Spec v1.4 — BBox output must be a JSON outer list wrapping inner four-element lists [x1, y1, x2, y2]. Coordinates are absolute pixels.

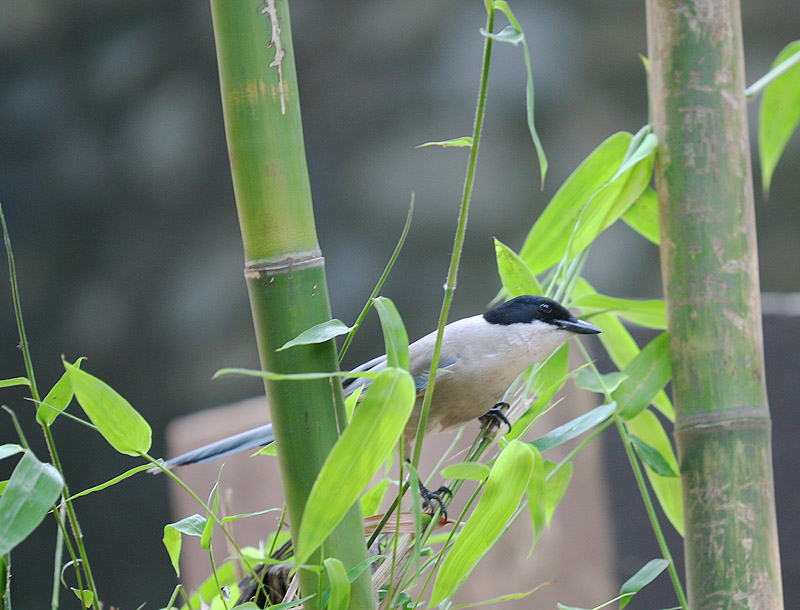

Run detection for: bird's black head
[[483, 295, 601, 334]]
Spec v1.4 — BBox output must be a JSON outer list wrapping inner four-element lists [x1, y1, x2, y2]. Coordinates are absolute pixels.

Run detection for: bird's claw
[[419, 482, 452, 520], [479, 401, 512, 434]]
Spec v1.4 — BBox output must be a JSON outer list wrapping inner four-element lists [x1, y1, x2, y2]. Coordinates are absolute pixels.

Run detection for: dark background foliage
[[1, 1, 798, 608]]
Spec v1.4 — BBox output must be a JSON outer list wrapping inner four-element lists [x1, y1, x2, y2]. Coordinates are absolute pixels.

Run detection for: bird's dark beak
[[558, 317, 602, 335]]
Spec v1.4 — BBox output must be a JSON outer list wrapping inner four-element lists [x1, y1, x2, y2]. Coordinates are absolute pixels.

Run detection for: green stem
[[412, 6, 495, 469], [615, 417, 688, 610], [745, 48, 800, 98]]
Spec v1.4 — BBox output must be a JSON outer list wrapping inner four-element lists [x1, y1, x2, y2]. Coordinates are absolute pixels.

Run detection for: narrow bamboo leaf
[[163, 523, 182, 576], [323, 558, 350, 610], [221, 508, 280, 523], [201, 487, 218, 551], [621, 187, 660, 244], [618, 558, 670, 609], [625, 410, 683, 535], [519, 133, 650, 274], [611, 128, 657, 182], [430, 441, 535, 606], [526, 445, 546, 553], [360, 478, 390, 517], [494, 237, 542, 297], [543, 461, 572, 526], [531, 402, 616, 452], [556, 603, 590, 610], [416, 136, 473, 148], [37, 358, 84, 426], [485, 1, 548, 184], [571, 294, 666, 330], [573, 370, 627, 394], [508, 346, 571, 441], [216, 367, 379, 382], [630, 435, 678, 477], [373, 296, 409, 370], [0, 444, 24, 461], [66, 463, 154, 502], [614, 332, 671, 420], [276, 319, 353, 352], [64, 360, 152, 455], [441, 462, 491, 482], [344, 384, 362, 422], [449, 582, 553, 609], [758, 41, 800, 195], [296, 368, 415, 566], [72, 588, 94, 608], [0, 377, 30, 389], [0, 450, 64, 555]]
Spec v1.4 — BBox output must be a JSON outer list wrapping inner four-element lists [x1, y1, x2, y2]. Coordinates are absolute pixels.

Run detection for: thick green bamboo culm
[[208, 1, 374, 609], [646, 0, 783, 608]]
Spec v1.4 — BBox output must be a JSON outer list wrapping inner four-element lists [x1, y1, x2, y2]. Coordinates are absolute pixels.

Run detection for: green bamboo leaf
[[0, 444, 24, 461], [64, 360, 152, 455], [494, 237, 542, 297], [611, 127, 657, 182], [630, 435, 678, 477], [344, 384, 362, 421], [323, 558, 350, 610], [758, 41, 800, 195], [556, 603, 590, 610], [519, 132, 652, 274], [373, 296, 409, 370], [66, 463, 155, 502], [614, 332, 672, 420], [484, 1, 548, 185], [430, 441, 535, 606], [543, 461, 572, 526], [621, 186, 659, 244], [531, 402, 616, 452], [296, 368, 415, 566], [625, 410, 683, 535], [0, 377, 30, 389], [526, 445, 545, 552], [201, 486, 218, 551], [449, 583, 553, 609], [571, 293, 666, 329], [221, 508, 280, 523], [360, 478, 390, 517], [416, 136, 473, 148], [441, 462, 491, 482], [573, 370, 627, 394], [276, 319, 353, 352], [0, 450, 64, 555], [163, 523, 182, 576], [37, 358, 84, 426], [72, 588, 94, 608], [618, 558, 670, 608]]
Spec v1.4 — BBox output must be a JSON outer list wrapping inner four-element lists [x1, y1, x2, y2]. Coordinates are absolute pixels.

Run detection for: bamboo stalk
[[208, 2, 374, 608], [646, 0, 783, 608]]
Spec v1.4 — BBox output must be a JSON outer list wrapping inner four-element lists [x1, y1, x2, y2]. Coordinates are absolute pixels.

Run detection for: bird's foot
[[419, 481, 452, 521], [479, 401, 512, 434]]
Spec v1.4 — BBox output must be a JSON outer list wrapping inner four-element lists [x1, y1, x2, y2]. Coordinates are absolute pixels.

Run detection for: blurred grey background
[[1, 1, 798, 608]]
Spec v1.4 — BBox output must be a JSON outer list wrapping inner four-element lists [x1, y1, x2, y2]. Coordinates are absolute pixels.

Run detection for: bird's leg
[[478, 401, 512, 434], [419, 480, 452, 521]]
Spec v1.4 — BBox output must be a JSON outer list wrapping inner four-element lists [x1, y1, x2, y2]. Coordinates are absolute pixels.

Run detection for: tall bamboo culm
[[646, 0, 783, 608], [208, 2, 375, 609]]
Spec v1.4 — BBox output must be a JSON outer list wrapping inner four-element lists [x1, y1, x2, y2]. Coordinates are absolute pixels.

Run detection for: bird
[[157, 295, 601, 470]]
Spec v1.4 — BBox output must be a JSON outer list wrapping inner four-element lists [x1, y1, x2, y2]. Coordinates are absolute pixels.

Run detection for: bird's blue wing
[[342, 353, 388, 396], [411, 353, 459, 393]]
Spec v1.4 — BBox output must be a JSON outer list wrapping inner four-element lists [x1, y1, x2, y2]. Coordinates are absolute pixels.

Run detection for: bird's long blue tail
[[157, 424, 275, 470]]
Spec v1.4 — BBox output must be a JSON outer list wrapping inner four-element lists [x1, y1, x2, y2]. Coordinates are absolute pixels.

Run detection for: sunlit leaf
[[621, 187, 659, 244], [373, 296, 409, 370], [531, 402, 616, 452], [571, 293, 666, 329], [614, 332, 671, 420], [37, 358, 84, 426], [276, 319, 353, 352], [360, 478, 391, 517], [417, 136, 473, 148], [323, 558, 350, 610], [494, 238, 542, 297], [430, 441, 535, 606], [573, 370, 627, 394], [441, 462, 491, 482], [758, 41, 800, 195], [296, 368, 415, 566], [526, 446, 545, 553], [0, 377, 30, 389], [64, 360, 151, 455], [543, 461, 572, 526]]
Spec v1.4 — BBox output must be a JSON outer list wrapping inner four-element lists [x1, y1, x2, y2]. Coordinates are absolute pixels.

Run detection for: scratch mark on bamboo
[[261, 0, 286, 115]]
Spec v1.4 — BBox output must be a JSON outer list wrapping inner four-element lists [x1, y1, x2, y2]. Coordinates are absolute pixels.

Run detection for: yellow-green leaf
[[494, 238, 542, 297], [526, 446, 545, 553], [64, 360, 151, 455], [758, 41, 800, 195], [296, 368, 415, 566], [276, 319, 353, 351], [163, 523, 182, 576], [543, 461, 572, 527], [614, 332, 671, 420], [430, 441, 535, 606], [373, 296, 409, 370], [323, 558, 350, 610], [37, 358, 84, 425], [621, 187, 659, 244], [441, 462, 491, 482]]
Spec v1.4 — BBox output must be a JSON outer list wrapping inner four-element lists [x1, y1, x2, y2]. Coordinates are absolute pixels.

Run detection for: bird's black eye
[[539, 302, 553, 314]]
